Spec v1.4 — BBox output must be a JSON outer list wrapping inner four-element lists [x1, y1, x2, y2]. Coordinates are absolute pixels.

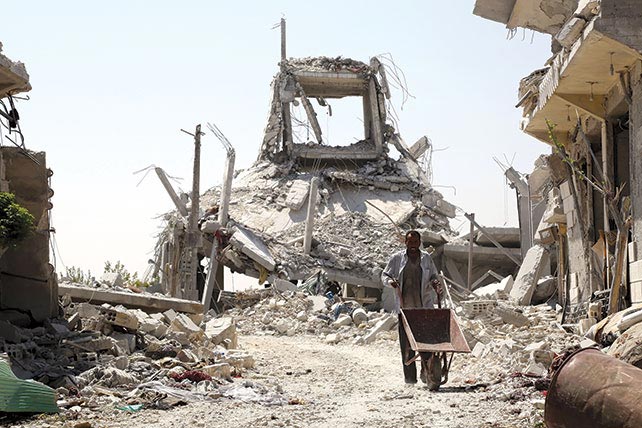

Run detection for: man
[[382, 230, 442, 384]]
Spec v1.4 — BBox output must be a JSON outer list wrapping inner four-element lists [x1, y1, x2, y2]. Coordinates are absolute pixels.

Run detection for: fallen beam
[[58, 284, 204, 314]]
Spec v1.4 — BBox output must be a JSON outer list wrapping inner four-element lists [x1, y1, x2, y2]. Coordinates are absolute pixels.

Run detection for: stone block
[[76, 303, 101, 319], [110, 332, 136, 354], [204, 316, 238, 349], [168, 313, 204, 343], [363, 315, 396, 344], [471, 342, 486, 359], [202, 363, 232, 379], [163, 308, 178, 324], [510, 244, 549, 305]]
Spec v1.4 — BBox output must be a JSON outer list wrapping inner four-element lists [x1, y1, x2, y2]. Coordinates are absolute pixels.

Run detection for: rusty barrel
[[545, 348, 642, 428]]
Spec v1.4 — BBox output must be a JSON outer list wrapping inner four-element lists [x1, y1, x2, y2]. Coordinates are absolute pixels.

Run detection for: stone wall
[[0, 147, 57, 322]]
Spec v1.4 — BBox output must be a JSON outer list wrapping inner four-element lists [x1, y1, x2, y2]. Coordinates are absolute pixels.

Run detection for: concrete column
[[303, 177, 319, 255], [218, 150, 235, 227], [630, 72, 642, 249]]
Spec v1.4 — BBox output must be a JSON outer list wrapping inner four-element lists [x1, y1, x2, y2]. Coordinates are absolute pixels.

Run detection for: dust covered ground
[[5, 333, 545, 428]]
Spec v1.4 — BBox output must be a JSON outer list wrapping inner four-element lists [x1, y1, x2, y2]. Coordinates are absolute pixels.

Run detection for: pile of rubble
[[0, 295, 272, 413], [228, 289, 399, 346]]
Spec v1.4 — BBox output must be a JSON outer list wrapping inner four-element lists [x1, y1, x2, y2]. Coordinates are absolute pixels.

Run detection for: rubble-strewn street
[[2, 286, 573, 428], [4, 1, 642, 427]]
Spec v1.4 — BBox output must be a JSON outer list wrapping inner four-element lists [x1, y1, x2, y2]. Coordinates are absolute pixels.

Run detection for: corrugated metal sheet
[[0, 358, 58, 413]]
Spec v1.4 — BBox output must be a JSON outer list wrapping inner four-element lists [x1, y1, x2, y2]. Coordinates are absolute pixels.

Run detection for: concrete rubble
[[0, 290, 272, 414]]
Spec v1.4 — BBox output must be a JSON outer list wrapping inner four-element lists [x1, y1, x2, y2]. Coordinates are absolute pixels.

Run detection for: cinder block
[[99, 307, 139, 330]]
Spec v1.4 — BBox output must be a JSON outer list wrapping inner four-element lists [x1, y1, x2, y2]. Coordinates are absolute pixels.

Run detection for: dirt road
[[15, 334, 538, 428]]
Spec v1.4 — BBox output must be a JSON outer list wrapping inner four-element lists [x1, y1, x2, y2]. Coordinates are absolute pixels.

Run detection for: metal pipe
[[545, 348, 642, 428]]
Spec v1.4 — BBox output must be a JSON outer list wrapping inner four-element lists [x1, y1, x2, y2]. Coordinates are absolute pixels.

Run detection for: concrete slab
[[510, 244, 549, 305], [230, 225, 276, 271], [58, 283, 203, 314]]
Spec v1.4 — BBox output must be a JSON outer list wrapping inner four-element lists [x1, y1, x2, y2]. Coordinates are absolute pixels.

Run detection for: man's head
[[405, 230, 421, 255]]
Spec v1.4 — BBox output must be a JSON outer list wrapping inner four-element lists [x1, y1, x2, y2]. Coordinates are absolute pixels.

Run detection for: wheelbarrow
[[390, 273, 470, 390]]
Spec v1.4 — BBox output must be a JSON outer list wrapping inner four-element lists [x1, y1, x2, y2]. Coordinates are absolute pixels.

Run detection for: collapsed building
[[473, 0, 642, 342], [152, 50, 468, 311]]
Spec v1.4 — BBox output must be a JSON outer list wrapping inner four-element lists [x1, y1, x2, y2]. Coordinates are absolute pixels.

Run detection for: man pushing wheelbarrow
[[382, 230, 470, 390]]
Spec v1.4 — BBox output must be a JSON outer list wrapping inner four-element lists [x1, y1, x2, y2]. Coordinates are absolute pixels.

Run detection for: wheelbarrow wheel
[[422, 353, 442, 391]]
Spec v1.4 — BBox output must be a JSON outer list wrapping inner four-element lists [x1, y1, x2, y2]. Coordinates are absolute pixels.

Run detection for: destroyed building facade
[[474, 0, 642, 320], [0, 42, 57, 322]]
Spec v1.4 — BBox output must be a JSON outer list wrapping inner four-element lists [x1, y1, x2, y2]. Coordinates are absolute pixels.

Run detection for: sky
[[0, 1, 553, 279]]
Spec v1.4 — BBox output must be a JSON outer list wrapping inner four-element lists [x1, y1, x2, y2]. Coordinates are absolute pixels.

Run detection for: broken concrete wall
[[0, 148, 57, 322], [595, 0, 642, 54]]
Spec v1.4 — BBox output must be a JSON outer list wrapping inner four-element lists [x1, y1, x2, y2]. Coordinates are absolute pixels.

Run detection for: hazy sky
[[1, 1, 552, 278]]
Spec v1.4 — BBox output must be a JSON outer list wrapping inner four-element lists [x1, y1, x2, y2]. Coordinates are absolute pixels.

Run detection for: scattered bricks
[[363, 315, 397, 344], [202, 363, 232, 380], [110, 332, 136, 355], [204, 317, 238, 349], [99, 307, 139, 331], [495, 305, 530, 328], [462, 300, 497, 318]]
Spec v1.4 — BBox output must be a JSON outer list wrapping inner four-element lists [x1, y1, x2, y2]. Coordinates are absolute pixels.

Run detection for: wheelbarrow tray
[[400, 308, 471, 353]]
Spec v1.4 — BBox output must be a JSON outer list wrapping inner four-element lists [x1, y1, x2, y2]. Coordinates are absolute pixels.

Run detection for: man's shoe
[[404, 378, 417, 384]]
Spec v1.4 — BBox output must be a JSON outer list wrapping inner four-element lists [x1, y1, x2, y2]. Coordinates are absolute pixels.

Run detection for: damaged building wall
[[476, 0, 642, 320], [0, 148, 57, 322]]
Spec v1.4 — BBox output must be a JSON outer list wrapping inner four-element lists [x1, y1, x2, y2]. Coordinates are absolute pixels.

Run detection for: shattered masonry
[[154, 54, 459, 310]]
